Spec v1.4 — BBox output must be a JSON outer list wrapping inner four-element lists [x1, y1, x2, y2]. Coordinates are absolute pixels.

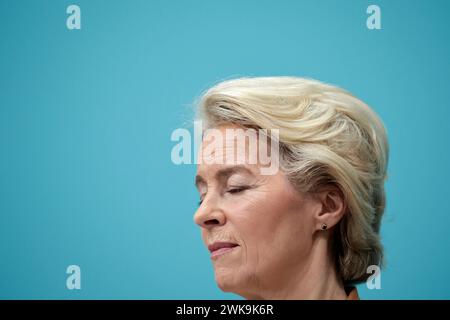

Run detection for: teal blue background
[[1, 0, 449, 299]]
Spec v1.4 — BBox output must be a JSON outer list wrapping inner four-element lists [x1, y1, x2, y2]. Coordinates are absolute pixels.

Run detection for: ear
[[314, 187, 346, 231]]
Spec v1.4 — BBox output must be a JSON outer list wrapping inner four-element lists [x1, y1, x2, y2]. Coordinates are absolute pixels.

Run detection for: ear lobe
[[315, 188, 346, 230]]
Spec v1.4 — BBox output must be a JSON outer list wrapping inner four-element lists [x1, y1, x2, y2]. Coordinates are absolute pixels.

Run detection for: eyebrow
[[194, 165, 255, 189]]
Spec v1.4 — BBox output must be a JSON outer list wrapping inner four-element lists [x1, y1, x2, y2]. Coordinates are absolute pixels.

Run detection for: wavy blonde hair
[[196, 76, 389, 284]]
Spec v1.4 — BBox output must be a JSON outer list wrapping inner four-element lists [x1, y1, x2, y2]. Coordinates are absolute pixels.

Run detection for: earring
[[321, 223, 328, 230]]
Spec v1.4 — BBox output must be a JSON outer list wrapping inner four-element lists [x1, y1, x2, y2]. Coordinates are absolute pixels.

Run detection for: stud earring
[[321, 223, 328, 230]]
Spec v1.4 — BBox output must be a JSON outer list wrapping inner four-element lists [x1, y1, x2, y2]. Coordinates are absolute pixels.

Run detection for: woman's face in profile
[[194, 124, 321, 299]]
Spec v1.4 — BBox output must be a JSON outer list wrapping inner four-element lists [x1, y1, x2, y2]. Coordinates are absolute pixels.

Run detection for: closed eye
[[227, 186, 250, 194], [197, 186, 251, 206]]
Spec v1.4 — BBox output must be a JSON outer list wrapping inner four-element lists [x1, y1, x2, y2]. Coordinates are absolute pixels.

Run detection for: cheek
[[230, 188, 314, 264]]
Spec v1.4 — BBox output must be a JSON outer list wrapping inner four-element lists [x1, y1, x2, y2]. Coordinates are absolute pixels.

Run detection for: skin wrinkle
[[194, 124, 347, 300]]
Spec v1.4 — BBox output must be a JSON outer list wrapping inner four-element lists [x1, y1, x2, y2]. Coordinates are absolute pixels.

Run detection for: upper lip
[[208, 241, 239, 253]]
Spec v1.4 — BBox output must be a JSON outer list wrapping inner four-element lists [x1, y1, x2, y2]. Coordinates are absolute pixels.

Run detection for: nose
[[194, 195, 226, 229]]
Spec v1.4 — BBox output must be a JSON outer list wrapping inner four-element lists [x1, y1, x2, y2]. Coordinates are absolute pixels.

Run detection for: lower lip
[[210, 246, 239, 259]]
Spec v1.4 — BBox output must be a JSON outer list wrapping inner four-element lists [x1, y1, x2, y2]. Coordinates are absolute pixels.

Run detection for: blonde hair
[[196, 76, 389, 284]]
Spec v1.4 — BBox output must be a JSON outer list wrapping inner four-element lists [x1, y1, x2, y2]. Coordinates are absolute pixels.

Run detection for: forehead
[[195, 124, 266, 178], [197, 124, 265, 164]]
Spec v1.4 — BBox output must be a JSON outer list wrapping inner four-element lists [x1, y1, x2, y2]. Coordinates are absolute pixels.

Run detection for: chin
[[216, 278, 259, 299], [214, 270, 242, 293], [214, 268, 255, 298]]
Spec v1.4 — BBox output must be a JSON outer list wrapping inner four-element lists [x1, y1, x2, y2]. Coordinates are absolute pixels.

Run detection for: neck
[[242, 235, 347, 300]]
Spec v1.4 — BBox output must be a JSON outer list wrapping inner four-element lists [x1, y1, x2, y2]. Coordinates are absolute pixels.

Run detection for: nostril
[[204, 219, 220, 225]]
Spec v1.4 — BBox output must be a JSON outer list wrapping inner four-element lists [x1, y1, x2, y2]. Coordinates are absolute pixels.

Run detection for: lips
[[208, 242, 239, 259]]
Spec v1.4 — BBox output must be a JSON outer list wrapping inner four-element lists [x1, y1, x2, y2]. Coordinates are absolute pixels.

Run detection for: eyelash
[[197, 186, 249, 206], [227, 186, 249, 194]]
